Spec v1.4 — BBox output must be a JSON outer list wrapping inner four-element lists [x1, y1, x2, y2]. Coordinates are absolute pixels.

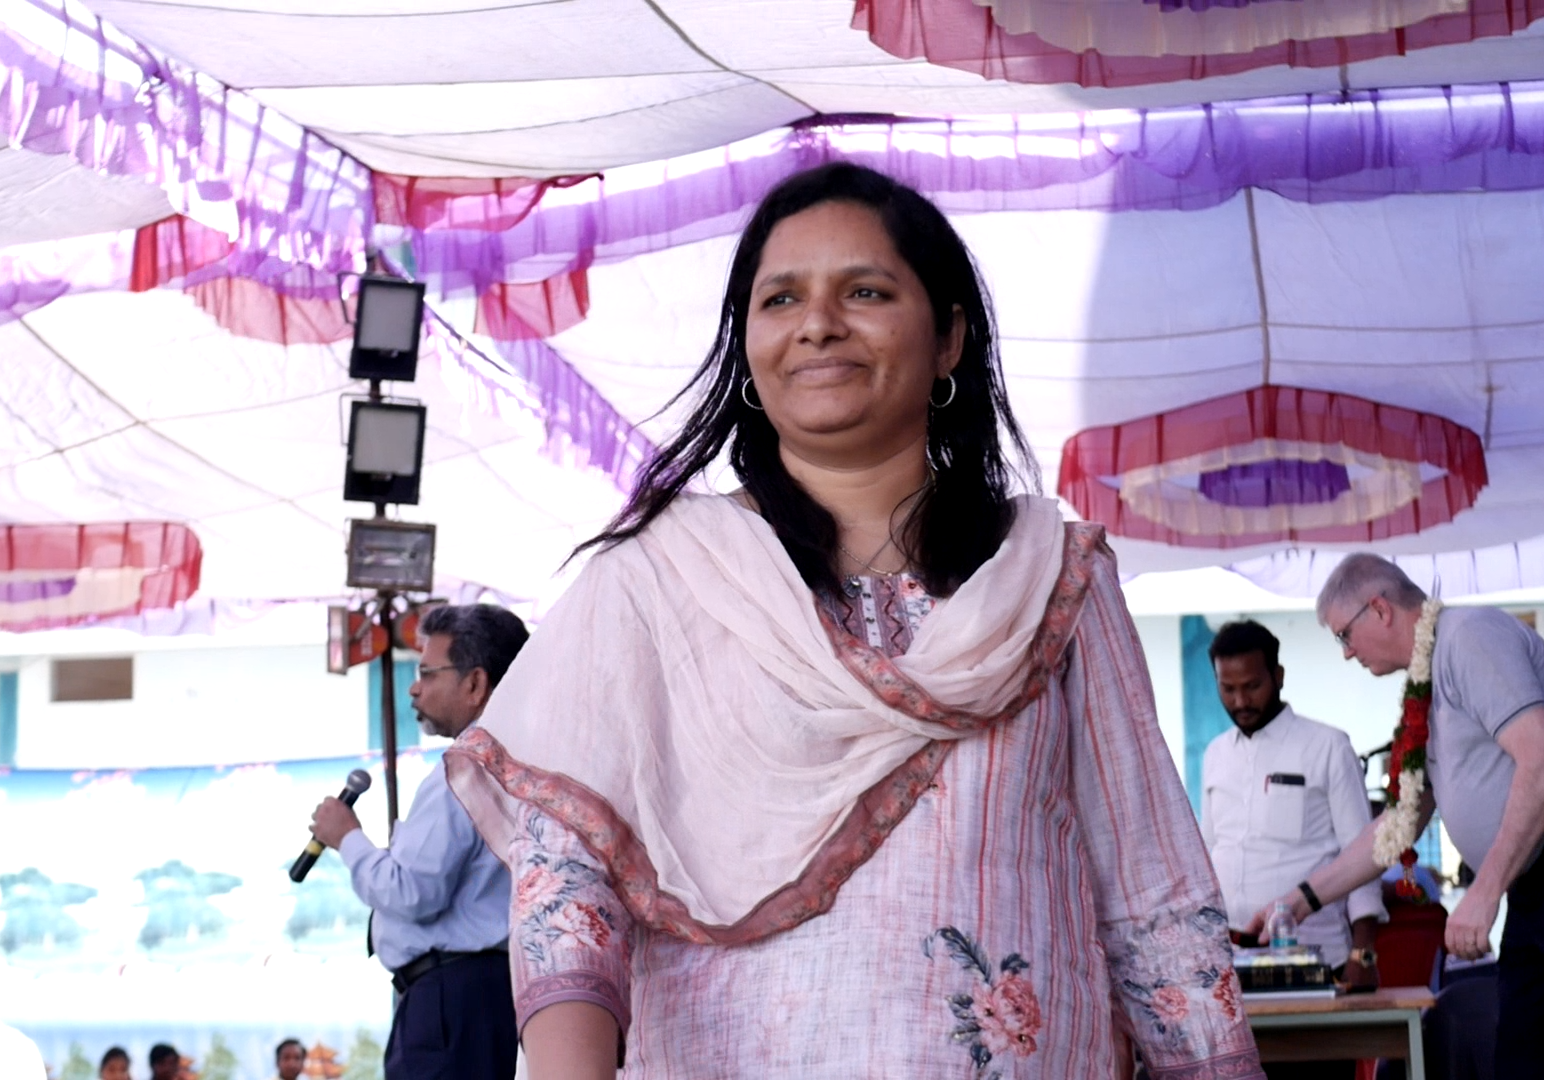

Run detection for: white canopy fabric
[[0, 148, 172, 247], [4, 0, 1544, 620]]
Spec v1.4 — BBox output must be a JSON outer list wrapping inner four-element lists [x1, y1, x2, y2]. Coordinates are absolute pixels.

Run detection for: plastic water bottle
[[1266, 900, 1299, 952]]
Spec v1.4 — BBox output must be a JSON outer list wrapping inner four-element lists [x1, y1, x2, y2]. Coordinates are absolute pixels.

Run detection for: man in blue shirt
[[311, 603, 528, 1080]]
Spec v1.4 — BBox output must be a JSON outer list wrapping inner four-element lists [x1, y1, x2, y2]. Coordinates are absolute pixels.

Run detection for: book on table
[[1233, 945, 1337, 996]]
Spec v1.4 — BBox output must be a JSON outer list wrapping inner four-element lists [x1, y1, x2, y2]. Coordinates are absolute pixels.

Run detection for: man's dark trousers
[[385, 950, 517, 1080], [1495, 854, 1544, 1077]]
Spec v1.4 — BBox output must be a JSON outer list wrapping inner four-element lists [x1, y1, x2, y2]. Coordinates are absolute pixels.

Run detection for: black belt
[[391, 948, 507, 994]]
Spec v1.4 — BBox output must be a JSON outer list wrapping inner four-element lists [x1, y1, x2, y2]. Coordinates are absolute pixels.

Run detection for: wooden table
[[1245, 987, 1435, 1079]]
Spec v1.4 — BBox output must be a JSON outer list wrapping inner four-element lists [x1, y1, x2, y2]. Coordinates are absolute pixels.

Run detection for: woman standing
[[447, 163, 1263, 1078]]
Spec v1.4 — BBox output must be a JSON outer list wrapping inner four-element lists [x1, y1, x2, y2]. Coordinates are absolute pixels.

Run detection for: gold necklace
[[835, 478, 931, 594], [838, 536, 904, 578]]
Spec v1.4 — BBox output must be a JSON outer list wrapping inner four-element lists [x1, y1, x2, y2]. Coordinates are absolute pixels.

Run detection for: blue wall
[[0, 671, 16, 767], [1180, 615, 1232, 816], [367, 658, 420, 751]]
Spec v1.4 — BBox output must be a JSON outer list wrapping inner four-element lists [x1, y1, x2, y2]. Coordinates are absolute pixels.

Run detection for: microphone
[[290, 769, 372, 883]]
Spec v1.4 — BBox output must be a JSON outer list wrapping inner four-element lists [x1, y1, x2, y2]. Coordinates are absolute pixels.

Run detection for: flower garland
[[1372, 598, 1442, 900]]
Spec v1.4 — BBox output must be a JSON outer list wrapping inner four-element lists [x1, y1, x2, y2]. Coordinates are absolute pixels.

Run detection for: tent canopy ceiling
[[82, 0, 1544, 176], [4, 0, 1544, 620]]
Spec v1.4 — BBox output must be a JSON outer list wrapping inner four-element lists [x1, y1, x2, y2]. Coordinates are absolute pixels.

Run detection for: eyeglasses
[[416, 663, 459, 680], [1333, 596, 1380, 647]]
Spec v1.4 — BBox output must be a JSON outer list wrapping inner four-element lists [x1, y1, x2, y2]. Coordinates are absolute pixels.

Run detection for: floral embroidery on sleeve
[[925, 927, 1043, 1077], [1103, 905, 1243, 1053], [1199, 965, 1243, 1023], [513, 813, 623, 972]]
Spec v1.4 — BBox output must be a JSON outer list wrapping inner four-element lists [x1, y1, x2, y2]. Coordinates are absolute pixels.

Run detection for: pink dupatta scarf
[[446, 493, 1103, 944]]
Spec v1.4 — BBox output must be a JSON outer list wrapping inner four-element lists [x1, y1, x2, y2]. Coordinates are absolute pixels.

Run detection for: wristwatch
[[1348, 947, 1378, 968]]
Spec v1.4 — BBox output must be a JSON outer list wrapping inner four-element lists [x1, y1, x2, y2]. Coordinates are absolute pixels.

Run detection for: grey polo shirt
[[1428, 606, 1544, 873]]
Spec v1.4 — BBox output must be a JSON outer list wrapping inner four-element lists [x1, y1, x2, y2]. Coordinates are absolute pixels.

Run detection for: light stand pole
[[368, 370, 401, 836], [377, 588, 401, 833], [337, 269, 430, 840]]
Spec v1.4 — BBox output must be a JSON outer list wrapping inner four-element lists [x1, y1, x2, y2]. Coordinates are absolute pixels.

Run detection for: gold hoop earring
[[741, 377, 764, 411]]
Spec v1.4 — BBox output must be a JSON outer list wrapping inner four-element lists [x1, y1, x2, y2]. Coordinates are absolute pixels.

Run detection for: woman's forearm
[[521, 1001, 620, 1080]]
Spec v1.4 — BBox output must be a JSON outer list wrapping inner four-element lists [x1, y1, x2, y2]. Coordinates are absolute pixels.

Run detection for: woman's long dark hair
[[577, 162, 1037, 597]]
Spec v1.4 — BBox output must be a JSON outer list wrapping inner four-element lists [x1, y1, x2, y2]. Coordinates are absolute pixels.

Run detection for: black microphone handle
[[289, 783, 367, 883]]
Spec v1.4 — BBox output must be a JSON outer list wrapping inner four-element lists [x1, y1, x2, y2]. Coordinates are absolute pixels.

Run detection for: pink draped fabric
[[971, 0, 1462, 57], [129, 216, 233, 292], [0, 522, 202, 632], [853, 0, 1543, 88], [375, 172, 597, 341], [126, 215, 352, 344], [373, 172, 597, 233], [474, 271, 590, 342], [186, 277, 352, 346]]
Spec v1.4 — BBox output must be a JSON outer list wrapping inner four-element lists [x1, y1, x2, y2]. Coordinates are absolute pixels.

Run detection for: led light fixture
[[349, 275, 427, 382]]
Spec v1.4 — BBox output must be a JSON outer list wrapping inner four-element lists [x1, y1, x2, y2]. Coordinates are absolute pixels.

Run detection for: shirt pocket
[[1257, 781, 1306, 843]]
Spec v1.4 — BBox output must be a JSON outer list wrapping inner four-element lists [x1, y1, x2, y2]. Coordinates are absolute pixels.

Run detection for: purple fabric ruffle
[[404, 85, 1544, 286], [1198, 460, 1352, 508]]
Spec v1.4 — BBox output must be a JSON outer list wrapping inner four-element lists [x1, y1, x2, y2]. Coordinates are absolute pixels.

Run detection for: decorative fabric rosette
[[854, 0, 1544, 89], [968, 0, 1464, 57], [1057, 387, 1487, 549]]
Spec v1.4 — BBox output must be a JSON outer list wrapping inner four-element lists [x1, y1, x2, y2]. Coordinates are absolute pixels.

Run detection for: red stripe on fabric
[[977, 726, 995, 932], [852, 0, 1542, 90]]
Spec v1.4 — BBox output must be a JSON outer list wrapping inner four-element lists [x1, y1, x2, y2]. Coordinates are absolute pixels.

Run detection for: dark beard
[[1231, 695, 1285, 734]]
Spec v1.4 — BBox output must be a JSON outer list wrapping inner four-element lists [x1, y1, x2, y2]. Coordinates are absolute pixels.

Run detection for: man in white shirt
[[1201, 619, 1386, 990]]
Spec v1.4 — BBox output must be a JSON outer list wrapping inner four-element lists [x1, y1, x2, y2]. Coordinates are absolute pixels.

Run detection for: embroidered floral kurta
[[499, 548, 1262, 1079]]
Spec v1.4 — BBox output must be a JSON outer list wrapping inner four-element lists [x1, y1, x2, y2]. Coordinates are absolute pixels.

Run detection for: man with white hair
[[1251, 553, 1544, 1074]]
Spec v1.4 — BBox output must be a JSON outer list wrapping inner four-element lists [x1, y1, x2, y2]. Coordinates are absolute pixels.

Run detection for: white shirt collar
[[1228, 701, 1297, 745]]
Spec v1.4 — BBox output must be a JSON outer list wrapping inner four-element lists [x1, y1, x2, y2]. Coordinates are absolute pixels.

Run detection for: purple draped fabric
[[402, 84, 1544, 285], [491, 335, 654, 487], [3, 0, 369, 275], [1198, 460, 1352, 508], [0, 275, 76, 325]]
